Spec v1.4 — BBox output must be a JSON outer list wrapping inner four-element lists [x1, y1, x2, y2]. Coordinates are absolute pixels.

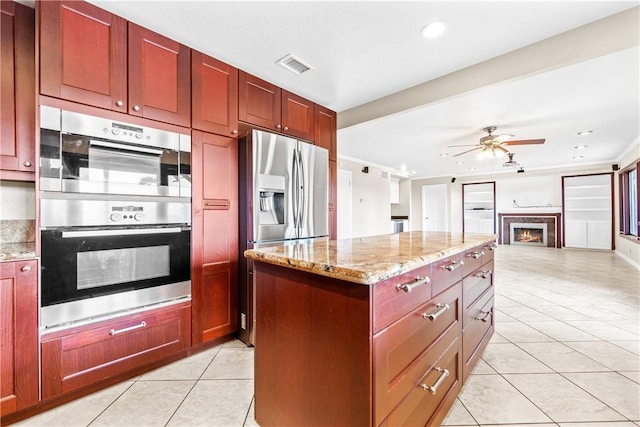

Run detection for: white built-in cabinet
[[463, 182, 496, 234], [562, 173, 613, 250]]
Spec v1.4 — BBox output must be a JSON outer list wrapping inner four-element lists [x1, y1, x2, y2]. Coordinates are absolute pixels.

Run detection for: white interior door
[[422, 184, 448, 231], [337, 169, 352, 239]]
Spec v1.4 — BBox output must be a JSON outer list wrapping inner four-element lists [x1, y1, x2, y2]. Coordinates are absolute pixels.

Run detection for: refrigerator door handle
[[297, 147, 306, 234], [291, 147, 299, 231]]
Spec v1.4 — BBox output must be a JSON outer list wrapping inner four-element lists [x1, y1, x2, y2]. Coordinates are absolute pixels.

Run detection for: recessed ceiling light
[[574, 145, 588, 150], [572, 155, 584, 160], [577, 130, 593, 136], [456, 161, 464, 165], [421, 21, 448, 39], [469, 167, 476, 171], [440, 153, 449, 157]]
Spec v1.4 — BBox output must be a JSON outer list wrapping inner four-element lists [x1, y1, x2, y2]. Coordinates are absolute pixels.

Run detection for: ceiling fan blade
[[507, 138, 546, 145], [493, 134, 514, 143], [447, 144, 481, 147], [453, 147, 482, 157]]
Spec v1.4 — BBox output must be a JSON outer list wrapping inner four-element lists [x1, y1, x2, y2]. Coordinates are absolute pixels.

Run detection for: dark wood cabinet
[[191, 131, 239, 344], [128, 23, 191, 127], [40, 301, 191, 399], [239, 71, 315, 141], [192, 51, 238, 137], [39, 0, 127, 112], [314, 104, 336, 160], [1, 0, 35, 181], [39, 1, 190, 127], [0, 260, 39, 415]]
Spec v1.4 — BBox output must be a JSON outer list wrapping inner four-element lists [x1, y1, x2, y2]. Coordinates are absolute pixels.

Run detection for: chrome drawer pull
[[484, 243, 498, 251], [423, 303, 450, 321], [420, 367, 449, 395], [441, 260, 463, 272], [109, 321, 147, 336], [396, 276, 430, 293], [466, 251, 485, 259], [474, 269, 492, 279], [475, 310, 491, 323]]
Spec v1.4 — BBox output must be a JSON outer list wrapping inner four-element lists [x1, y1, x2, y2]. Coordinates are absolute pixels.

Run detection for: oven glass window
[[77, 245, 170, 290]]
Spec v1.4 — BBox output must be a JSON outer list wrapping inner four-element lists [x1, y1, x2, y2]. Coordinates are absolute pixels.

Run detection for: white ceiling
[[86, 1, 640, 178]]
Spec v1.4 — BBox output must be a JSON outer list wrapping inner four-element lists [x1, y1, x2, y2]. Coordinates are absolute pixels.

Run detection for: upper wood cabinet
[[192, 51, 238, 137], [39, 1, 127, 111], [1, 1, 36, 181], [128, 23, 190, 127], [1, 259, 39, 415], [314, 104, 336, 161], [39, 1, 190, 127], [239, 71, 315, 141]]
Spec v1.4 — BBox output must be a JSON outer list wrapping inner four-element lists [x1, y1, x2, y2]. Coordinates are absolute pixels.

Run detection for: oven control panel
[[110, 205, 146, 223]]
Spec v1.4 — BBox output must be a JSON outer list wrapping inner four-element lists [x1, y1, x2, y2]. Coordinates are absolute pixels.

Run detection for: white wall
[[0, 181, 36, 220], [615, 139, 640, 269], [338, 158, 391, 238]]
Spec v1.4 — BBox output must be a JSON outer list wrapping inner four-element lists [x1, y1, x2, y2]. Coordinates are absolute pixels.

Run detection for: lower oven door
[[40, 225, 190, 329]]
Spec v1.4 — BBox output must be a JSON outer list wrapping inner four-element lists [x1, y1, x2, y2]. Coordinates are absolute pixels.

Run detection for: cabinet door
[[0, 260, 39, 415], [128, 23, 191, 127], [328, 160, 337, 239], [314, 104, 336, 160], [191, 131, 239, 343], [192, 51, 238, 137], [1, 1, 35, 180], [588, 221, 612, 249], [238, 71, 281, 131], [39, 0, 127, 111], [565, 220, 588, 248], [281, 90, 314, 141]]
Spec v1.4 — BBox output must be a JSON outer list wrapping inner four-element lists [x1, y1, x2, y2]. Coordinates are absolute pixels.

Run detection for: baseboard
[[615, 250, 640, 271]]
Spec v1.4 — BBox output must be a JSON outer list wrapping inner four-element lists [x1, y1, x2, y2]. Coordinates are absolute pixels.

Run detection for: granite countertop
[[0, 242, 37, 262], [244, 231, 497, 285]]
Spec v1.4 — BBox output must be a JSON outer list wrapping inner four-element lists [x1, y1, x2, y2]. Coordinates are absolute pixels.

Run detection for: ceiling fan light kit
[[449, 125, 546, 158]]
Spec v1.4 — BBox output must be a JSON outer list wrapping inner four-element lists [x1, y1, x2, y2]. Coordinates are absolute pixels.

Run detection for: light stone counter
[[244, 231, 497, 284]]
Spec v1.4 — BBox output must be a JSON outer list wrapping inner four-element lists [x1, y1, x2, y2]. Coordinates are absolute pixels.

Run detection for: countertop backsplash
[[1, 219, 36, 244]]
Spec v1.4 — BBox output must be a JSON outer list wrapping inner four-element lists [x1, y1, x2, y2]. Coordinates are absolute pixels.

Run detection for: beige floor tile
[[524, 320, 599, 342], [202, 346, 255, 379], [494, 308, 519, 322], [482, 342, 553, 374], [619, 371, 640, 384], [504, 373, 626, 422], [564, 372, 640, 420], [470, 358, 497, 375], [243, 398, 259, 427], [441, 398, 477, 425], [557, 423, 639, 427], [167, 379, 254, 427], [610, 341, 640, 355], [498, 305, 556, 322], [531, 304, 593, 322], [496, 321, 556, 343], [565, 341, 640, 371], [606, 319, 640, 335], [489, 332, 510, 343], [458, 374, 552, 424], [517, 342, 610, 373], [139, 344, 221, 380], [481, 425, 558, 427], [566, 320, 639, 341], [12, 381, 134, 427], [91, 380, 195, 426]]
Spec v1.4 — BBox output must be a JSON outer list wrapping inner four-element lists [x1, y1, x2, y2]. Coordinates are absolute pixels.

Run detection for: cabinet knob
[[116, 100, 124, 107], [21, 265, 32, 272], [283, 126, 289, 131], [276, 124, 282, 129], [231, 129, 238, 135], [133, 105, 140, 112], [23, 161, 32, 167]]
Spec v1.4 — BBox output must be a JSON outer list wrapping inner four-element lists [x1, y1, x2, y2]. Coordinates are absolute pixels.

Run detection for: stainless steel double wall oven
[[39, 106, 192, 330]]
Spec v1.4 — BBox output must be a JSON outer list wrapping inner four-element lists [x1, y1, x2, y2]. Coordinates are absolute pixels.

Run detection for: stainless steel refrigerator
[[238, 129, 329, 344]]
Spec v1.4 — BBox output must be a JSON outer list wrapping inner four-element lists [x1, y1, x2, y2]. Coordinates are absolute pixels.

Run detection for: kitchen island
[[244, 231, 497, 427]]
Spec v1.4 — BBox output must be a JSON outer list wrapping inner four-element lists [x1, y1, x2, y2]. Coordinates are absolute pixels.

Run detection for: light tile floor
[[13, 245, 640, 426]]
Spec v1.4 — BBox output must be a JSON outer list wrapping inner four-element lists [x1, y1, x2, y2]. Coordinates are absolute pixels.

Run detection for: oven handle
[[61, 227, 183, 238], [89, 140, 164, 156]]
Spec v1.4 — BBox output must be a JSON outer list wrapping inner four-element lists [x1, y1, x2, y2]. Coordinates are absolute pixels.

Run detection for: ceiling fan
[[449, 126, 545, 157]]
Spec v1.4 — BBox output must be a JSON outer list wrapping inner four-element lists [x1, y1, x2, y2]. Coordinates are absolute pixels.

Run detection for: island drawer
[[373, 263, 432, 332], [462, 289, 494, 382], [378, 333, 462, 427], [481, 242, 497, 264], [462, 261, 494, 319], [373, 283, 461, 423], [41, 301, 191, 399], [430, 253, 464, 296], [462, 245, 485, 277]]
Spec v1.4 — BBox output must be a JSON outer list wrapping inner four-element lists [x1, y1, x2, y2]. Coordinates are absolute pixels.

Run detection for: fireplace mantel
[[498, 213, 562, 248]]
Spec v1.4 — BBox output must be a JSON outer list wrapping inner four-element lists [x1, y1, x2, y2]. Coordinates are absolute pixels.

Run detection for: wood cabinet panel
[[41, 302, 191, 399], [128, 23, 191, 127], [0, 260, 39, 415], [462, 260, 493, 323], [39, 0, 127, 111], [191, 131, 238, 344], [462, 290, 494, 382], [314, 104, 337, 160], [238, 71, 281, 131], [430, 253, 464, 296], [192, 51, 238, 136], [281, 89, 314, 141], [462, 246, 484, 276], [1, 0, 35, 180]]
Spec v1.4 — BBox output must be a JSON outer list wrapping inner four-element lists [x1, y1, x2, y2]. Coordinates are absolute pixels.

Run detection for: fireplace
[[510, 223, 547, 246]]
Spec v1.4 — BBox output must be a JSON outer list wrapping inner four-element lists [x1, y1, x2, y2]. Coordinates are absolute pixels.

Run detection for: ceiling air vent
[[276, 53, 313, 76]]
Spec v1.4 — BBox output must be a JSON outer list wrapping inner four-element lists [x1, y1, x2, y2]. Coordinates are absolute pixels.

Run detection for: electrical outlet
[[241, 313, 246, 329]]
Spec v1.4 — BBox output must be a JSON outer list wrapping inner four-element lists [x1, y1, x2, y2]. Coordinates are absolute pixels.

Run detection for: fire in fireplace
[[509, 223, 547, 246]]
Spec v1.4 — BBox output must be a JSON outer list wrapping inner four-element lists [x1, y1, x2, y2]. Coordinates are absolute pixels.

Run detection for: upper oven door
[[39, 107, 191, 198]]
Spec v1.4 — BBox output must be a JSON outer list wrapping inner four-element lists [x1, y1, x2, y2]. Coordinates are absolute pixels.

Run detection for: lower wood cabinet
[[0, 259, 39, 415], [40, 301, 191, 399]]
